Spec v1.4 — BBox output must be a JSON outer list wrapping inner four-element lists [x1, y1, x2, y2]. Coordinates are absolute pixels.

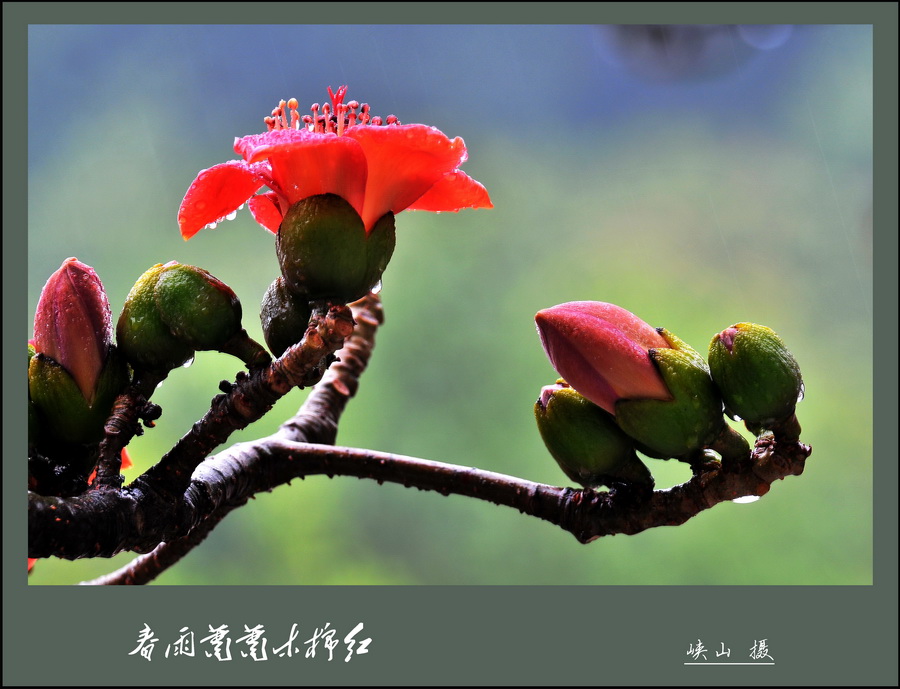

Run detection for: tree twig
[[78, 508, 229, 586], [181, 434, 811, 545], [78, 295, 384, 584], [33, 290, 811, 582], [29, 302, 357, 558], [81, 429, 809, 585]]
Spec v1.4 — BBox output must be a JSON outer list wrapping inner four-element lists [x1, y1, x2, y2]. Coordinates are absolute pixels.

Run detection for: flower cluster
[[534, 301, 803, 487]]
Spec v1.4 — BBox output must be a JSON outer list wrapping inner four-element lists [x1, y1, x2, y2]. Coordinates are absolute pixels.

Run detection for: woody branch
[[32, 293, 810, 576], [28, 299, 360, 559], [83, 425, 810, 584]]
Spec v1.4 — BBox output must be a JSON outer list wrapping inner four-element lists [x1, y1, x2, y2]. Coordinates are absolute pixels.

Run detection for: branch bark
[[82, 430, 810, 584], [29, 301, 358, 558], [30, 291, 812, 584], [78, 295, 385, 584]]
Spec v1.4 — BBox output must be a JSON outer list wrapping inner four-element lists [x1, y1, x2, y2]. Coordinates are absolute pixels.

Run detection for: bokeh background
[[27, 24, 872, 585]]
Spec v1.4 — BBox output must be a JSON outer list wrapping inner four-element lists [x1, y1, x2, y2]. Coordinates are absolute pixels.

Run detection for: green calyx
[[260, 276, 313, 358], [708, 322, 802, 431], [117, 263, 193, 372], [615, 329, 725, 460], [155, 264, 242, 350], [276, 194, 396, 304], [28, 346, 128, 449], [117, 262, 268, 376], [535, 385, 653, 489]]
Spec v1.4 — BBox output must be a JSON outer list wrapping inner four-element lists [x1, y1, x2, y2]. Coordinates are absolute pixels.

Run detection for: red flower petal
[[345, 124, 470, 231], [28, 558, 37, 573], [407, 169, 493, 213], [178, 160, 266, 240], [235, 129, 368, 219], [248, 192, 284, 234]]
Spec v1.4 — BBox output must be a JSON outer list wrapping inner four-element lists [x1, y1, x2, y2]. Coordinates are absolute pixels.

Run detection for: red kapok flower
[[178, 86, 492, 239]]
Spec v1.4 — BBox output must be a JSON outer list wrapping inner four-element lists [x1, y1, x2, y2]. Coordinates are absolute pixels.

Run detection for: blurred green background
[[27, 25, 872, 585]]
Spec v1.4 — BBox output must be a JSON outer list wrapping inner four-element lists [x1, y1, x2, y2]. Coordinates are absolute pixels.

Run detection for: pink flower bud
[[535, 301, 672, 414], [33, 258, 112, 404]]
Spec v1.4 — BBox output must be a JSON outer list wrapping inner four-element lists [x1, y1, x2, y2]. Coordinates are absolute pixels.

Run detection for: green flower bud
[[708, 323, 803, 435], [260, 276, 313, 358], [28, 347, 128, 448], [117, 261, 269, 376], [535, 383, 653, 490], [614, 329, 725, 460], [276, 193, 396, 303]]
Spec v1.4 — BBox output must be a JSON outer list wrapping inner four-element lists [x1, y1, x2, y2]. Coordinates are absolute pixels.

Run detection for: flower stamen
[[287, 98, 300, 129], [268, 88, 400, 136], [346, 100, 359, 127], [336, 103, 347, 136]]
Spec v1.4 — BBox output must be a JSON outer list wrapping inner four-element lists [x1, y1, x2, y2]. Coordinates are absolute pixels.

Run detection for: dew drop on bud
[[182, 355, 195, 368], [797, 382, 805, 403], [732, 495, 760, 504], [370, 280, 383, 295]]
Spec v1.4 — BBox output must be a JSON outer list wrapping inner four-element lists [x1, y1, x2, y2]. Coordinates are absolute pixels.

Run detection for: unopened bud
[[534, 382, 653, 490], [32, 258, 112, 403], [535, 302, 724, 460], [117, 262, 269, 376], [260, 276, 313, 357], [28, 348, 128, 448], [276, 193, 395, 303], [708, 323, 803, 437], [614, 329, 725, 459], [29, 260, 128, 450]]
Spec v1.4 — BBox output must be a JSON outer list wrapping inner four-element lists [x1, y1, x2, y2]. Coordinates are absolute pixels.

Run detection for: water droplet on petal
[[225, 210, 238, 221]]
